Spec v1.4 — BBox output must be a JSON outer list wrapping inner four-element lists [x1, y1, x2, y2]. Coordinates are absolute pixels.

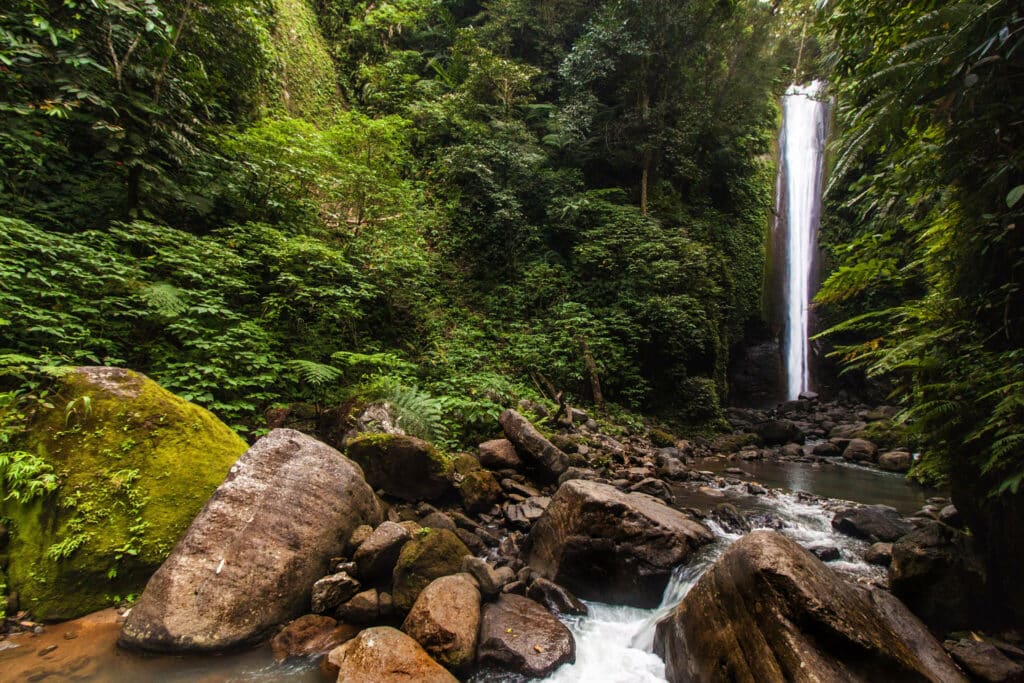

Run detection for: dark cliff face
[[951, 468, 1024, 629]]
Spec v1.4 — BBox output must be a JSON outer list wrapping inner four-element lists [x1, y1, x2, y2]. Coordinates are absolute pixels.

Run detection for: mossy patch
[[345, 433, 453, 501], [268, 0, 340, 122], [391, 528, 470, 611], [0, 367, 247, 620]]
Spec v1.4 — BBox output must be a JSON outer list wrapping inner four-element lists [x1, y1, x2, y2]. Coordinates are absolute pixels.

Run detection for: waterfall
[[778, 81, 829, 400]]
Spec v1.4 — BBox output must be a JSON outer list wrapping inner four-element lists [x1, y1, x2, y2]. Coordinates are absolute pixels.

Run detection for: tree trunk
[[578, 336, 605, 412], [640, 91, 651, 216]]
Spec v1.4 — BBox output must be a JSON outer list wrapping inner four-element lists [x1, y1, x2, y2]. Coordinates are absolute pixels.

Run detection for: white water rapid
[[779, 82, 829, 399], [540, 479, 891, 683]]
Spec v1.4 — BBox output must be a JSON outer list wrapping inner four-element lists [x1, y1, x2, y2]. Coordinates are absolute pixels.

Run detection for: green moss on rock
[[346, 433, 453, 501], [392, 528, 471, 611], [0, 367, 247, 620]]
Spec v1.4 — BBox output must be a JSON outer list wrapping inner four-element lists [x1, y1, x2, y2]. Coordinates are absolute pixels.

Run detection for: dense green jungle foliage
[[1, 0, 803, 446], [815, 0, 1024, 497]]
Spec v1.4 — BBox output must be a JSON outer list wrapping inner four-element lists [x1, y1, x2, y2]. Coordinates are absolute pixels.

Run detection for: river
[[0, 461, 933, 682]]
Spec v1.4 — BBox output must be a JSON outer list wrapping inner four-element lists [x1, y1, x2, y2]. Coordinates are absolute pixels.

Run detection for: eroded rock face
[[119, 429, 382, 653], [653, 531, 966, 683], [499, 410, 569, 482], [327, 626, 458, 683], [477, 594, 575, 678], [527, 479, 714, 607], [401, 573, 481, 673], [346, 434, 453, 501]]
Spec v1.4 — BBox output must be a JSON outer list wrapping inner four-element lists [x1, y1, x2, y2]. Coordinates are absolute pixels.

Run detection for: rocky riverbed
[[2, 377, 1022, 682]]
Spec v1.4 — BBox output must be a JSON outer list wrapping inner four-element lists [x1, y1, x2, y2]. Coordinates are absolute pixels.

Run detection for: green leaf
[[1006, 185, 1024, 208]]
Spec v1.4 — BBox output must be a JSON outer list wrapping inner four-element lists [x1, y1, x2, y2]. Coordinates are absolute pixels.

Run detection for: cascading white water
[[779, 82, 829, 400]]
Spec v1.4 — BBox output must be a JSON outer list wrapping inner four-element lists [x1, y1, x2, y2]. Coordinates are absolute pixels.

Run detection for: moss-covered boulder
[[0, 367, 247, 620], [346, 433, 453, 501], [392, 529, 471, 611]]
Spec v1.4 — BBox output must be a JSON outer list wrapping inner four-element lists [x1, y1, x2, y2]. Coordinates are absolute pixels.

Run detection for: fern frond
[[286, 359, 343, 388]]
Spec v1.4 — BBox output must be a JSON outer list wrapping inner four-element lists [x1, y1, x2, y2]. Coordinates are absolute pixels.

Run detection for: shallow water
[[693, 456, 935, 515], [0, 462, 926, 683]]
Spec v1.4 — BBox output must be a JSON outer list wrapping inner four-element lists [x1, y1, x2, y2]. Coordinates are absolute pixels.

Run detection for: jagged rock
[[499, 410, 569, 482], [119, 429, 381, 653], [526, 577, 588, 616], [653, 531, 967, 683], [831, 505, 913, 542], [392, 529, 472, 611], [528, 480, 714, 608], [311, 572, 361, 614], [327, 626, 458, 683], [754, 419, 805, 445], [402, 573, 481, 673], [843, 438, 879, 463], [346, 434, 452, 501], [477, 594, 575, 678], [878, 450, 912, 472], [478, 439, 523, 470], [339, 403, 406, 448], [270, 615, 358, 660], [354, 521, 412, 580], [891, 520, 988, 634], [504, 496, 550, 530], [945, 639, 1024, 683], [454, 528, 487, 555]]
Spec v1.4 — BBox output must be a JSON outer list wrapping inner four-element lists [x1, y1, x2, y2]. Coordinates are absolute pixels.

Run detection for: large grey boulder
[[653, 531, 967, 683], [527, 479, 713, 607], [119, 429, 382, 652], [499, 409, 569, 482]]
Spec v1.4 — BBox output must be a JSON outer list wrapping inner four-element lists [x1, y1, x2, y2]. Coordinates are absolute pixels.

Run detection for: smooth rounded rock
[[401, 573, 480, 672], [119, 429, 382, 653], [354, 522, 412, 580], [392, 529, 471, 611], [327, 626, 457, 683], [477, 593, 575, 678]]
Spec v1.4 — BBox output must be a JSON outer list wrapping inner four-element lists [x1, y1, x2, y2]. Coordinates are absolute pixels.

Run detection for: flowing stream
[[0, 463, 927, 682], [778, 82, 829, 399]]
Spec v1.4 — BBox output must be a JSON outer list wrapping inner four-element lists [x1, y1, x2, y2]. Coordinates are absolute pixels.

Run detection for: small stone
[[462, 557, 510, 597], [807, 545, 841, 562], [354, 521, 412, 580], [346, 525, 374, 554], [311, 572, 361, 614], [336, 588, 379, 624], [864, 542, 894, 566], [526, 577, 588, 616]]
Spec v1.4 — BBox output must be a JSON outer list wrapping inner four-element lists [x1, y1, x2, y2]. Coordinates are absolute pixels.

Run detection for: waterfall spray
[[778, 82, 829, 400]]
